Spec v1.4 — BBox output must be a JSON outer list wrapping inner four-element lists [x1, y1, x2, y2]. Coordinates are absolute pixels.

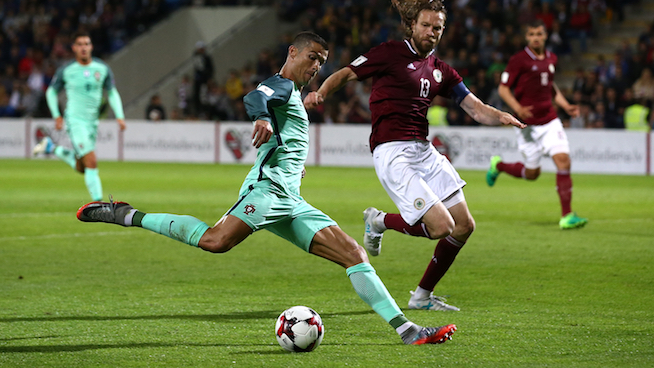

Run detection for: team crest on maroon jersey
[[244, 204, 256, 215], [433, 69, 443, 83], [548, 64, 555, 73]]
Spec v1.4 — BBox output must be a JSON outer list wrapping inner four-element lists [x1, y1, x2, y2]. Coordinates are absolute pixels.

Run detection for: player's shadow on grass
[[0, 342, 273, 354], [0, 310, 375, 324]]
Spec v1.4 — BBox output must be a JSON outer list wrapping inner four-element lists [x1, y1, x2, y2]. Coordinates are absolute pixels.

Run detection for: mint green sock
[[53, 146, 77, 169], [139, 213, 210, 247], [346, 262, 404, 324], [84, 168, 103, 201]]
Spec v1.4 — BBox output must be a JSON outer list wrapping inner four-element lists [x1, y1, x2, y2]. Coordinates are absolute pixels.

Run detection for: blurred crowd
[[1, 0, 652, 130], [182, 0, 653, 130], [0, 0, 187, 118]]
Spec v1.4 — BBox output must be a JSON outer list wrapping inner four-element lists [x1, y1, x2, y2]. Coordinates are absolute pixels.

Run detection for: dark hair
[[72, 31, 91, 43], [292, 31, 328, 51], [392, 0, 447, 37], [525, 19, 546, 32]]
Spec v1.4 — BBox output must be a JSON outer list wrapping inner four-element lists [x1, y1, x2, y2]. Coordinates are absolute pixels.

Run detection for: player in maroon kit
[[488, 20, 588, 230], [304, 0, 525, 311]]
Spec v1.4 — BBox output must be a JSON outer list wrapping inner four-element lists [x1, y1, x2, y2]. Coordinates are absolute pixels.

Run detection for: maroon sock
[[497, 161, 525, 178], [384, 213, 430, 238], [418, 236, 465, 291], [556, 171, 573, 216]]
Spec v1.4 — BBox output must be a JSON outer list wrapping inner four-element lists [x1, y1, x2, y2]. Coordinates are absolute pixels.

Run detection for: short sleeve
[[500, 54, 522, 88], [346, 43, 391, 80], [243, 76, 293, 122]]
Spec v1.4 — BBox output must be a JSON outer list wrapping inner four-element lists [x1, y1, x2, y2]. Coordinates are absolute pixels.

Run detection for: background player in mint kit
[[77, 32, 456, 345], [33, 31, 126, 202], [488, 20, 588, 230], [304, 0, 525, 312]]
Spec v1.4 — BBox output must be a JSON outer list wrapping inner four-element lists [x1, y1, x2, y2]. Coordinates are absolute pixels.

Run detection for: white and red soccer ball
[[275, 306, 324, 352]]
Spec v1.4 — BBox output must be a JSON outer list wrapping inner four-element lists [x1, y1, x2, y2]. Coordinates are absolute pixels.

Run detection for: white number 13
[[419, 78, 430, 98]]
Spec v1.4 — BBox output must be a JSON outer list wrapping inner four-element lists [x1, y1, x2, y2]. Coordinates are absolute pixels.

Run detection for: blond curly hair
[[391, 0, 447, 37]]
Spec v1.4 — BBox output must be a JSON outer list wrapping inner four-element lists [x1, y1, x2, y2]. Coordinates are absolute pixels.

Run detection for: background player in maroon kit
[[487, 20, 588, 230], [305, 0, 525, 311]]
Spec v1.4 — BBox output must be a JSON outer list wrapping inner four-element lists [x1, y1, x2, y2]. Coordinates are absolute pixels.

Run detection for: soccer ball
[[275, 306, 324, 352]]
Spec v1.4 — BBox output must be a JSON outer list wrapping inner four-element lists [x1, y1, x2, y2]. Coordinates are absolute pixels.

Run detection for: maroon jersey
[[347, 40, 463, 151], [501, 47, 558, 126]]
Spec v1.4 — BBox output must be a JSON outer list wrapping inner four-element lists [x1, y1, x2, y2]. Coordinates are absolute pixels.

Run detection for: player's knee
[[198, 232, 236, 253], [457, 216, 476, 238], [427, 218, 455, 240], [525, 171, 540, 180], [340, 238, 369, 266]]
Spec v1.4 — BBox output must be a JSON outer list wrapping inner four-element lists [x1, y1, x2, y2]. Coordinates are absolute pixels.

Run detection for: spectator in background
[[624, 97, 653, 132], [177, 74, 191, 117], [146, 94, 166, 121], [604, 87, 625, 128], [192, 41, 214, 116], [632, 68, 654, 106], [224, 69, 244, 101], [567, 3, 593, 52]]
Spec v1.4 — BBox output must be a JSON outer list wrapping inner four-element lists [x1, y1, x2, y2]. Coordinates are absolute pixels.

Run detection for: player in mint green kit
[[34, 31, 126, 201], [76, 32, 456, 345]]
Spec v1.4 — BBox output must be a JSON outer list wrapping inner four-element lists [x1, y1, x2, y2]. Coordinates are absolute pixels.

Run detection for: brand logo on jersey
[[83, 70, 90, 78], [257, 84, 274, 97], [433, 69, 443, 83], [549, 64, 555, 73], [94, 71, 101, 81], [407, 63, 416, 70], [414, 198, 426, 210], [351, 55, 368, 67], [531, 65, 538, 71], [244, 204, 256, 215]]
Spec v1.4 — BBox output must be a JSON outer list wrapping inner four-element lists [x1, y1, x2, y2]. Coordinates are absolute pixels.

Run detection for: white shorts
[[515, 118, 570, 169], [372, 140, 467, 226]]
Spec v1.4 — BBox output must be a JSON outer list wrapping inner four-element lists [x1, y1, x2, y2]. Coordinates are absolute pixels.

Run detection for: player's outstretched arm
[[107, 87, 126, 131], [304, 67, 358, 109], [460, 93, 526, 128], [553, 82, 579, 118], [498, 84, 533, 120]]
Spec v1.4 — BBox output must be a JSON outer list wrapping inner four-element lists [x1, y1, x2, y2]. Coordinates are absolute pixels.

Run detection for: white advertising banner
[[429, 126, 649, 175], [217, 122, 318, 166], [0, 119, 26, 157], [1, 119, 651, 175], [566, 130, 647, 174], [122, 121, 214, 162], [29, 119, 120, 160], [317, 125, 372, 167], [218, 122, 259, 164]]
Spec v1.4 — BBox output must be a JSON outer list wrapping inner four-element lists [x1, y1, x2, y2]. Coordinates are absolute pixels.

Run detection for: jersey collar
[[524, 46, 550, 60], [404, 39, 435, 58]]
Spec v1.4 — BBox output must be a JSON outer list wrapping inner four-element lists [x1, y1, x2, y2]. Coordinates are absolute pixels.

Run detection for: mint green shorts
[[228, 181, 337, 253], [66, 118, 99, 158]]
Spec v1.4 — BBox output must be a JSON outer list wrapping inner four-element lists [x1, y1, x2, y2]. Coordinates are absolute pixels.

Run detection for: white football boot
[[363, 207, 386, 256], [408, 291, 460, 311]]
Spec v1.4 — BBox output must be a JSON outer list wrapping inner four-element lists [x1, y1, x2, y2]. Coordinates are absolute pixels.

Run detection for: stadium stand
[[1, 0, 652, 129]]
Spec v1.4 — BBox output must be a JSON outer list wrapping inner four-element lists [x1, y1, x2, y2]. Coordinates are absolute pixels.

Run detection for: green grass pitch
[[1, 159, 653, 367]]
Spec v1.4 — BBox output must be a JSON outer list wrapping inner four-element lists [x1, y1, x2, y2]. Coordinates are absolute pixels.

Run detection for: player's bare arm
[[55, 116, 64, 130], [498, 84, 533, 120], [252, 119, 273, 148], [304, 67, 358, 109], [460, 93, 526, 128], [552, 82, 579, 118]]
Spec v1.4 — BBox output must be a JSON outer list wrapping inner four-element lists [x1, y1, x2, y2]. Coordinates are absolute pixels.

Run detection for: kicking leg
[[77, 199, 251, 251]]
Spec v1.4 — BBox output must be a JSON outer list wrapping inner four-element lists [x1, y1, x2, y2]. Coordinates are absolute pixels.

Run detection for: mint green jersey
[[242, 74, 309, 197], [48, 58, 118, 122]]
